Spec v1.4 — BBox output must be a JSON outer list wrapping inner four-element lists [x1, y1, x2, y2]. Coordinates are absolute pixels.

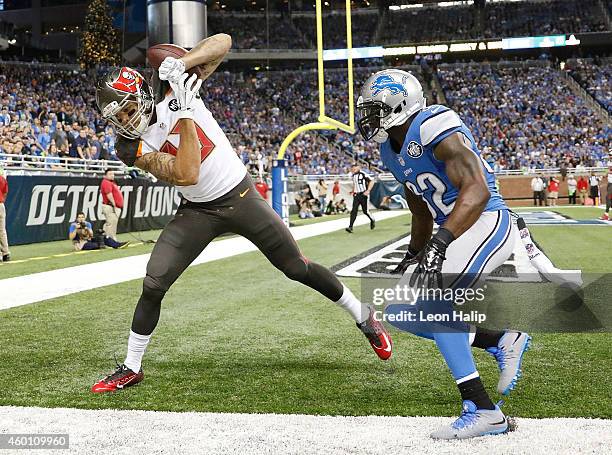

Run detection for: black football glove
[[392, 245, 421, 275], [409, 228, 455, 289]]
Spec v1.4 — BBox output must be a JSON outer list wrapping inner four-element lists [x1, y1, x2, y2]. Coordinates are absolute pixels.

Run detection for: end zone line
[[0, 406, 610, 455], [1, 211, 406, 310]]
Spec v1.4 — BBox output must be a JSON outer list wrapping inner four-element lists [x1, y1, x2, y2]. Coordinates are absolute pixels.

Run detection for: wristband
[[177, 107, 195, 120], [407, 245, 420, 257], [433, 227, 455, 248]]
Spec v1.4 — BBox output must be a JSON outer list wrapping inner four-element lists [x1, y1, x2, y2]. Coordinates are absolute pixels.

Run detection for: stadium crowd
[[1, 60, 609, 177], [203, 0, 609, 49], [567, 59, 612, 113], [0, 65, 117, 170], [437, 64, 610, 172]]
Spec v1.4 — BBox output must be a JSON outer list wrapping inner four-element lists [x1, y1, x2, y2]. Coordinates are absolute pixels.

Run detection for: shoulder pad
[[419, 107, 462, 146], [116, 136, 142, 167]]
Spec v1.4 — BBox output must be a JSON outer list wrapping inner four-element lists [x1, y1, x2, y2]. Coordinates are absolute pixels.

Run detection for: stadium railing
[[0, 153, 126, 176], [2, 153, 606, 180]]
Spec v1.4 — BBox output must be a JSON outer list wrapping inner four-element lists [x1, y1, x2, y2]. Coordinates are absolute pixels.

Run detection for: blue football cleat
[[487, 331, 532, 395], [430, 400, 509, 440]]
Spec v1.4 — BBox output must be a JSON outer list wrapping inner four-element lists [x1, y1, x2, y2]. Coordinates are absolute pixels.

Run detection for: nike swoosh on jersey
[[239, 188, 250, 198]]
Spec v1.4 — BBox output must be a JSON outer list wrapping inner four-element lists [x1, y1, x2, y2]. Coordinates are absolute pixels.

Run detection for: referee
[[346, 164, 375, 233]]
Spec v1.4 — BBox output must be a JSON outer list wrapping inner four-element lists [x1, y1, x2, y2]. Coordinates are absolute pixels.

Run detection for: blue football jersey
[[380, 105, 506, 225]]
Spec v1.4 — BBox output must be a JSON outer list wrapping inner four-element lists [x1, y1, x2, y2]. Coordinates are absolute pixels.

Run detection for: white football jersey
[[139, 94, 247, 202]]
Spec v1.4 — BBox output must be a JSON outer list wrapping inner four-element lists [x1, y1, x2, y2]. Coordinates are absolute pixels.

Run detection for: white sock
[[124, 330, 151, 372], [335, 285, 370, 324], [469, 326, 476, 345]]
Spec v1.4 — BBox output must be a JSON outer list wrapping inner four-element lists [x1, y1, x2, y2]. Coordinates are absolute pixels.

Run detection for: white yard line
[[0, 406, 609, 455], [1, 211, 405, 310]]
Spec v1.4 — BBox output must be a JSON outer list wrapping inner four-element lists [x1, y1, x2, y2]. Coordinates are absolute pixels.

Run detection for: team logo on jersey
[[110, 67, 143, 94], [406, 141, 423, 158], [169, 99, 179, 112], [371, 75, 408, 97]]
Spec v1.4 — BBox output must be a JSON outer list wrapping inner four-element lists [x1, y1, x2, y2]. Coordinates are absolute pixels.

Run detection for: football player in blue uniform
[[357, 69, 531, 439]]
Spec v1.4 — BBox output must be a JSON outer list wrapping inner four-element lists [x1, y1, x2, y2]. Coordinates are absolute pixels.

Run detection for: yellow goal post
[[272, 0, 355, 224]]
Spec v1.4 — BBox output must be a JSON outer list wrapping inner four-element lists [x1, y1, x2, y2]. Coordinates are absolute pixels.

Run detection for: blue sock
[[433, 330, 477, 381]]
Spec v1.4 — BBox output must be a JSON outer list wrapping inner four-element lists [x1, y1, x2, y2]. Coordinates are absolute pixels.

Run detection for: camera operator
[[69, 212, 128, 251]]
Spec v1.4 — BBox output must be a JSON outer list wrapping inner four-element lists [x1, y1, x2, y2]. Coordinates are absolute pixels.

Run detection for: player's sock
[[335, 284, 370, 323], [457, 376, 496, 410], [432, 330, 497, 407], [124, 330, 151, 372], [471, 327, 504, 349]]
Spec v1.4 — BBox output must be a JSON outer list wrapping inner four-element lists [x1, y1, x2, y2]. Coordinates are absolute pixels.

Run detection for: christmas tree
[[79, 0, 121, 69]]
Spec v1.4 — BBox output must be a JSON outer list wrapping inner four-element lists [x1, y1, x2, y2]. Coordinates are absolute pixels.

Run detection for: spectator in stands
[[0, 166, 10, 262], [577, 175, 589, 205], [70, 128, 89, 160], [531, 175, 545, 206], [69, 212, 127, 251], [52, 123, 68, 151], [567, 174, 577, 205], [100, 169, 124, 241], [547, 176, 560, 207]]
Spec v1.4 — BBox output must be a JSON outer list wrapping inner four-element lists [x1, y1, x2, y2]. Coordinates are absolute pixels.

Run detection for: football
[[146, 43, 204, 78]]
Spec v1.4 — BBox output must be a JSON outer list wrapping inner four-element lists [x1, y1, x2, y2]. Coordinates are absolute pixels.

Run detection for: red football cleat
[[91, 363, 144, 393], [600, 213, 609, 221], [357, 309, 393, 360]]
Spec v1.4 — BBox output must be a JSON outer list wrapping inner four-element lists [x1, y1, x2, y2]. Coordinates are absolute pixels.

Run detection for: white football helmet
[[357, 69, 426, 144]]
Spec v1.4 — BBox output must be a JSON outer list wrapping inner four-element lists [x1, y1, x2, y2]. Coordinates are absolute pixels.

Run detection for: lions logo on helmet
[[371, 75, 409, 97], [357, 69, 426, 144]]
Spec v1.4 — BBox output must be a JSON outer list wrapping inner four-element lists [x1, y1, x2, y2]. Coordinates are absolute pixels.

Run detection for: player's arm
[[405, 187, 433, 251], [392, 187, 433, 274], [433, 132, 490, 239], [160, 34, 232, 84], [133, 120, 200, 186], [181, 34, 232, 81]]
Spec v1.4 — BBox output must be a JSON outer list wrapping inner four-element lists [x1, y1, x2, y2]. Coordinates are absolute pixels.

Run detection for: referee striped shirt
[[352, 171, 371, 194]]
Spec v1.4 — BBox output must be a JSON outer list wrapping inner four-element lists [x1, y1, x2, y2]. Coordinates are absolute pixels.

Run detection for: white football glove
[[169, 73, 203, 119], [158, 56, 185, 83]]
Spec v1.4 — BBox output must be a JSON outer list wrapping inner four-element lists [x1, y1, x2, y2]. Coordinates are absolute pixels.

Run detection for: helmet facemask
[[96, 67, 155, 140], [357, 99, 392, 143]]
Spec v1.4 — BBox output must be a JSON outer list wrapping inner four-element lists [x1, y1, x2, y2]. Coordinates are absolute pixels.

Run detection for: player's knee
[[141, 275, 168, 305], [281, 257, 309, 283]]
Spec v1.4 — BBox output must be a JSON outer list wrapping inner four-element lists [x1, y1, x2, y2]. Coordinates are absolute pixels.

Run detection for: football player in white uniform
[[91, 34, 392, 393]]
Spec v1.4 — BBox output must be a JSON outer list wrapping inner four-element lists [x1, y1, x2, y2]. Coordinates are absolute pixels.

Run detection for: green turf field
[[1, 208, 610, 418]]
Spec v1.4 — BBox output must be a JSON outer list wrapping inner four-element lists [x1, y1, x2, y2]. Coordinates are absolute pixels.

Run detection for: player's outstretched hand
[[391, 246, 420, 275], [169, 73, 203, 117], [408, 228, 455, 289], [159, 56, 185, 83]]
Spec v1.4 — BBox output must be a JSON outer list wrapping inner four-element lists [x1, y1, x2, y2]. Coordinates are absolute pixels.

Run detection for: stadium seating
[[567, 59, 612, 113], [207, 13, 309, 49], [1, 59, 609, 177], [205, 0, 609, 49], [437, 63, 610, 171]]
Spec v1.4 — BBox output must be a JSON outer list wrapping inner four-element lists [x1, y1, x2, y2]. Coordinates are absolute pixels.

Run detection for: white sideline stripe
[[0, 211, 406, 310], [0, 406, 610, 455]]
